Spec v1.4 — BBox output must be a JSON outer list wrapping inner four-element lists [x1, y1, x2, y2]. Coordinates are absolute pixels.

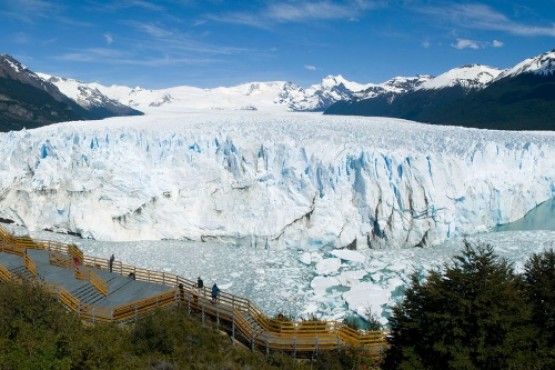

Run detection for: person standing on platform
[[211, 283, 220, 303], [109, 254, 115, 273]]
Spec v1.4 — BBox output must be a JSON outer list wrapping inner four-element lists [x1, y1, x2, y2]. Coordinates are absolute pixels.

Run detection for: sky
[[1, 0, 555, 89]]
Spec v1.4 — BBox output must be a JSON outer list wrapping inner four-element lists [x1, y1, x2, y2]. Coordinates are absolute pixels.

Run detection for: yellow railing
[[48, 251, 73, 268], [24, 255, 37, 277], [0, 225, 388, 354], [75, 267, 109, 296], [0, 263, 11, 282], [0, 242, 25, 256], [68, 244, 83, 263]]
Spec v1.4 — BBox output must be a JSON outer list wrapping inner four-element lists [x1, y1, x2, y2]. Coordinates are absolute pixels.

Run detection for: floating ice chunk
[[336, 270, 366, 287], [331, 249, 366, 263], [311, 276, 341, 294], [219, 282, 233, 289], [299, 252, 312, 265], [315, 258, 342, 275], [303, 302, 320, 316], [343, 282, 391, 322]]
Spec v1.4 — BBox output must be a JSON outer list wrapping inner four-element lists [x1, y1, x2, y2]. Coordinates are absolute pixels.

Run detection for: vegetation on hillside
[[0, 281, 377, 369]]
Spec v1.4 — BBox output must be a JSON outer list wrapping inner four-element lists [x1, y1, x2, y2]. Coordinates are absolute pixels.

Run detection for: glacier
[[0, 110, 554, 250]]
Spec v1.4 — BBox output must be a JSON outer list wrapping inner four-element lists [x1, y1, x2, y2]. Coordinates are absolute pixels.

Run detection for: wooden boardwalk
[[0, 225, 388, 356]]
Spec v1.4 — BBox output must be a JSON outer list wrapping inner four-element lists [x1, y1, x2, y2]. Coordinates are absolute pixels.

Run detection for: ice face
[[0, 111, 554, 250]]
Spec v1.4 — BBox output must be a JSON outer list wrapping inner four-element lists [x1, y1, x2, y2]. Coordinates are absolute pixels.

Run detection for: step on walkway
[[1, 249, 173, 308]]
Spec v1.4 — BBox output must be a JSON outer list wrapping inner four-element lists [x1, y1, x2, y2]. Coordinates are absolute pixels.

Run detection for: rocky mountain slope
[[38, 74, 143, 119], [0, 54, 141, 132], [325, 50, 555, 131]]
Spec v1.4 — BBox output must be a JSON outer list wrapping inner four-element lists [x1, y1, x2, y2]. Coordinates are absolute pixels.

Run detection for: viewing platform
[[0, 226, 387, 357]]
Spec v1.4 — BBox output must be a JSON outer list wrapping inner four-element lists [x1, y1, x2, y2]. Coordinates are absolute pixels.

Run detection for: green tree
[[524, 249, 555, 365], [383, 242, 538, 370]]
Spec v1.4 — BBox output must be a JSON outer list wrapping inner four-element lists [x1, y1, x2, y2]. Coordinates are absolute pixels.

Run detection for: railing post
[[293, 338, 297, 359], [315, 337, 319, 355], [265, 335, 269, 355], [232, 312, 235, 339], [135, 304, 138, 321], [162, 272, 165, 285], [251, 330, 255, 351]]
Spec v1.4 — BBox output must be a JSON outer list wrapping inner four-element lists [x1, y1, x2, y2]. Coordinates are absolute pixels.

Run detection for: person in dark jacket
[[211, 283, 220, 303], [197, 276, 204, 289], [109, 254, 115, 272]]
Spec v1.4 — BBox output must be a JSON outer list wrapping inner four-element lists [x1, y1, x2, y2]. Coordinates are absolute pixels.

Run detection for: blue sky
[[2, 0, 555, 88]]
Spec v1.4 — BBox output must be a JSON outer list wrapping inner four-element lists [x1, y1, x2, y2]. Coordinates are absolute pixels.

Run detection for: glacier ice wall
[[0, 111, 554, 249]]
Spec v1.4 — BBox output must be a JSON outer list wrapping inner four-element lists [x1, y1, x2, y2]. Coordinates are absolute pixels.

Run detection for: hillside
[[325, 50, 555, 131], [0, 55, 142, 132]]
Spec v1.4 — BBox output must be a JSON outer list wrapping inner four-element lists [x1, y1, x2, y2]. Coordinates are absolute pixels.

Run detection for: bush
[[0, 282, 338, 369]]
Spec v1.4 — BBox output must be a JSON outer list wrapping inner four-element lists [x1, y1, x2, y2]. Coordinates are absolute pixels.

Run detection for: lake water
[[495, 198, 555, 232]]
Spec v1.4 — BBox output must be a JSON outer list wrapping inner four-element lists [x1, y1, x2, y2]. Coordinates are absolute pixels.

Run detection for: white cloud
[[54, 48, 127, 62], [103, 33, 113, 45], [452, 38, 480, 49], [209, 1, 385, 28], [492, 39, 504, 48], [305, 64, 317, 71], [267, 2, 358, 22], [124, 21, 174, 38], [415, 3, 555, 37], [422, 40, 431, 48]]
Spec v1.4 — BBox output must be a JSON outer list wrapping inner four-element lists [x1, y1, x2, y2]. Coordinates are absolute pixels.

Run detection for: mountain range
[[0, 55, 142, 131], [326, 50, 555, 131], [1, 49, 554, 131]]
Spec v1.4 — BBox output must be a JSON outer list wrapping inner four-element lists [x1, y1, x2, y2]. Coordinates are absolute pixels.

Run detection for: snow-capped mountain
[[0, 111, 553, 249], [38, 74, 142, 117], [374, 75, 432, 94], [0, 54, 142, 132], [91, 80, 294, 112], [496, 49, 555, 79], [0, 54, 87, 131], [416, 64, 502, 91], [285, 75, 366, 111], [285, 74, 430, 111], [90, 74, 429, 113], [0, 55, 73, 103], [326, 49, 555, 130]]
